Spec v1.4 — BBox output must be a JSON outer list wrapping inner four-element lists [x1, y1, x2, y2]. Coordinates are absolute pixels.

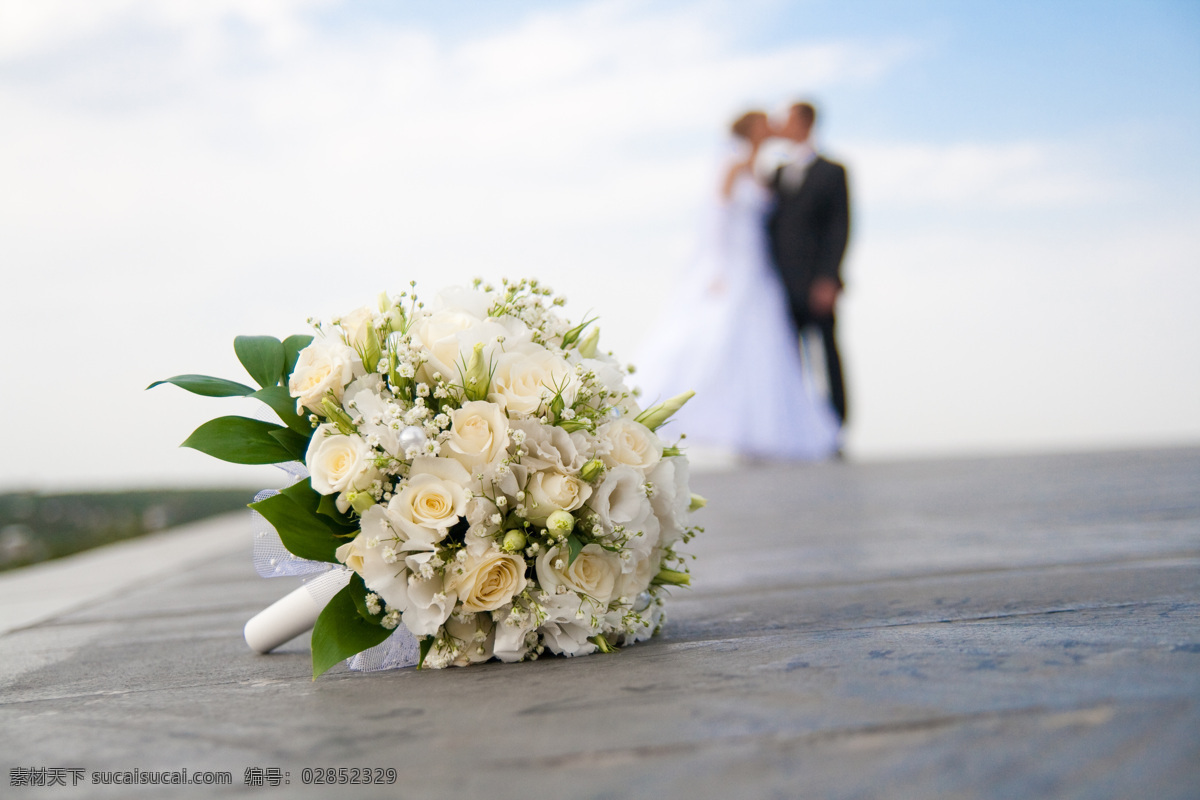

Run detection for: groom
[[766, 101, 851, 426]]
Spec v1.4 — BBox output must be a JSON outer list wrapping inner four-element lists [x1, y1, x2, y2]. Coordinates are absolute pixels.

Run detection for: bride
[[634, 110, 841, 461]]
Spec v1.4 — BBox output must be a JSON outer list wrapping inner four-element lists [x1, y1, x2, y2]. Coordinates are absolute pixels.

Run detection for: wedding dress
[[634, 165, 841, 461]]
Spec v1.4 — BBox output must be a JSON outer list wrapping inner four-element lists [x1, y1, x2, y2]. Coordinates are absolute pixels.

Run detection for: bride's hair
[[730, 110, 767, 141]]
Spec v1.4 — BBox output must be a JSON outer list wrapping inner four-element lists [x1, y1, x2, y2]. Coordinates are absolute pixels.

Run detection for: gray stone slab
[[1, 447, 1198, 799]]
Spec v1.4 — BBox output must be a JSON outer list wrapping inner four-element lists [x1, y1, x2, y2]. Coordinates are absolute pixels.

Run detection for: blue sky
[[1, 0, 1197, 490]]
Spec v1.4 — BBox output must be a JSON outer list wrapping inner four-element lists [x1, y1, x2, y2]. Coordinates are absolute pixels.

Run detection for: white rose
[[337, 305, 376, 351], [488, 344, 577, 417], [448, 550, 528, 613], [410, 309, 481, 383], [536, 543, 621, 608], [525, 469, 591, 524], [433, 284, 496, 319], [597, 418, 663, 471], [389, 457, 470, 547], [288, 338, 362, 414], [410, 310, 517, 387], [446, 401, 509, 469], [306, 427, 377, 498]]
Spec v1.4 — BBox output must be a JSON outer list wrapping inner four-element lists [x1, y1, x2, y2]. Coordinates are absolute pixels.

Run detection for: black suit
[[767, 155, 851, 424]]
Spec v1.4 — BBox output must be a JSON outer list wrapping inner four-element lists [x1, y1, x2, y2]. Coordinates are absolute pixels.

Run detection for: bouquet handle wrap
[[244, 569, 351, 653]]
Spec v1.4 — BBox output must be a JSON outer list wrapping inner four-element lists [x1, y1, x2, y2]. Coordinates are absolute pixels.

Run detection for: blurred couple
[[637, 102, 850, 461]]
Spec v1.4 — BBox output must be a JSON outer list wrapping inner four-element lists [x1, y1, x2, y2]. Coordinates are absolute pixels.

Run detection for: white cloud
[[847, 139, 1118, 209], [1, 0, 1195, 489]]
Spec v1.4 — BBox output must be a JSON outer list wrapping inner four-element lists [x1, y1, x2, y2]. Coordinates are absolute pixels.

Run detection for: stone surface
[[1, 447, 1198, 799]]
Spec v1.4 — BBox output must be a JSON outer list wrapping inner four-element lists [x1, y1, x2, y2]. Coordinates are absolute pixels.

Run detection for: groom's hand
[[808, 278, 840, 317]]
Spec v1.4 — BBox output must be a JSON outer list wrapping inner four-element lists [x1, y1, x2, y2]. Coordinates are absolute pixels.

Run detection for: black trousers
[[790, 305, 847, 426]]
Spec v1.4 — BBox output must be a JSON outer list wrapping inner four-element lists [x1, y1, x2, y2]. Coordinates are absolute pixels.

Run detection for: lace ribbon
[[251, 461, 418, 671]]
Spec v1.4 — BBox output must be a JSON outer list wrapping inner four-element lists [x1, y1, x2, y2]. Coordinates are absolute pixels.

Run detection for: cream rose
[[288, 338, 362, 414], [336, 305, 376, 351], [536, 543, 621, 608], [409, 309, 481, 382], [446, 401, 509, 468], [388, 457, 471, 548], [524, 470, 590, 524], [597, 418, 662, 471], [449, 550, 528, 613], [488, 344, 576, 416], [306, 427, 377, 497]]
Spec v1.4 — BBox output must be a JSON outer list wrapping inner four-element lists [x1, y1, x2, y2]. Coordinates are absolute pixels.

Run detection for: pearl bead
[[398, 425, 427, 451]]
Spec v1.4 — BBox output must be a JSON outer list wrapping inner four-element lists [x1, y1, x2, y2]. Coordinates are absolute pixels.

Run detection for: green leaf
[[566, 533, 584, 567], [311, 584, 394, 679], [181, 416, 294, 464], [234, 335, 285, 390], [268, 427, 313, 461], [249, 489, 340, 563], [280, 477, 321, 513], [347, 574, 385, 624], [146, 374, 255, 397], [418, 636, 434, 669], [317, 491, 359, 533], [280, 479, 355, 536], [282, 334, 313, 382], [251, 385, 310, 434]]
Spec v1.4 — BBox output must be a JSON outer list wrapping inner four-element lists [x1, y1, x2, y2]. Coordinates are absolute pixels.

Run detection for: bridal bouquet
[[152, 279, 702, 677]]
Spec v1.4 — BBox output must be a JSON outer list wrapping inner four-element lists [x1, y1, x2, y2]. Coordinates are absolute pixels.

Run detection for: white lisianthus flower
[[511, 419, 586, 473], [536, 543, 621, 609], [597, 418, 663, 471], [344, 375, 399, 455], [448, 550, 528, 613], [648, 456, 692, 547], [615, 545, 662, 600], [446, 401, 510, 469], [389, 456, 471, 548], [537, 592, 600, 657], [335, 514, 410, 612], [492, 602, 540, 663], [524, 469, 591, 525], [306, 427, 379, 505], [444, 612, 495, 666], [489, 344, 577, 417], [289, 338, 363, 414], [402, 569, 455, 636], [588, 465, 653, 531]]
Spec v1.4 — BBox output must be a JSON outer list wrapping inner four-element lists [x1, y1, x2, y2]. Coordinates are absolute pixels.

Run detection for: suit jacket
[[767, 156, 850, 307]]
